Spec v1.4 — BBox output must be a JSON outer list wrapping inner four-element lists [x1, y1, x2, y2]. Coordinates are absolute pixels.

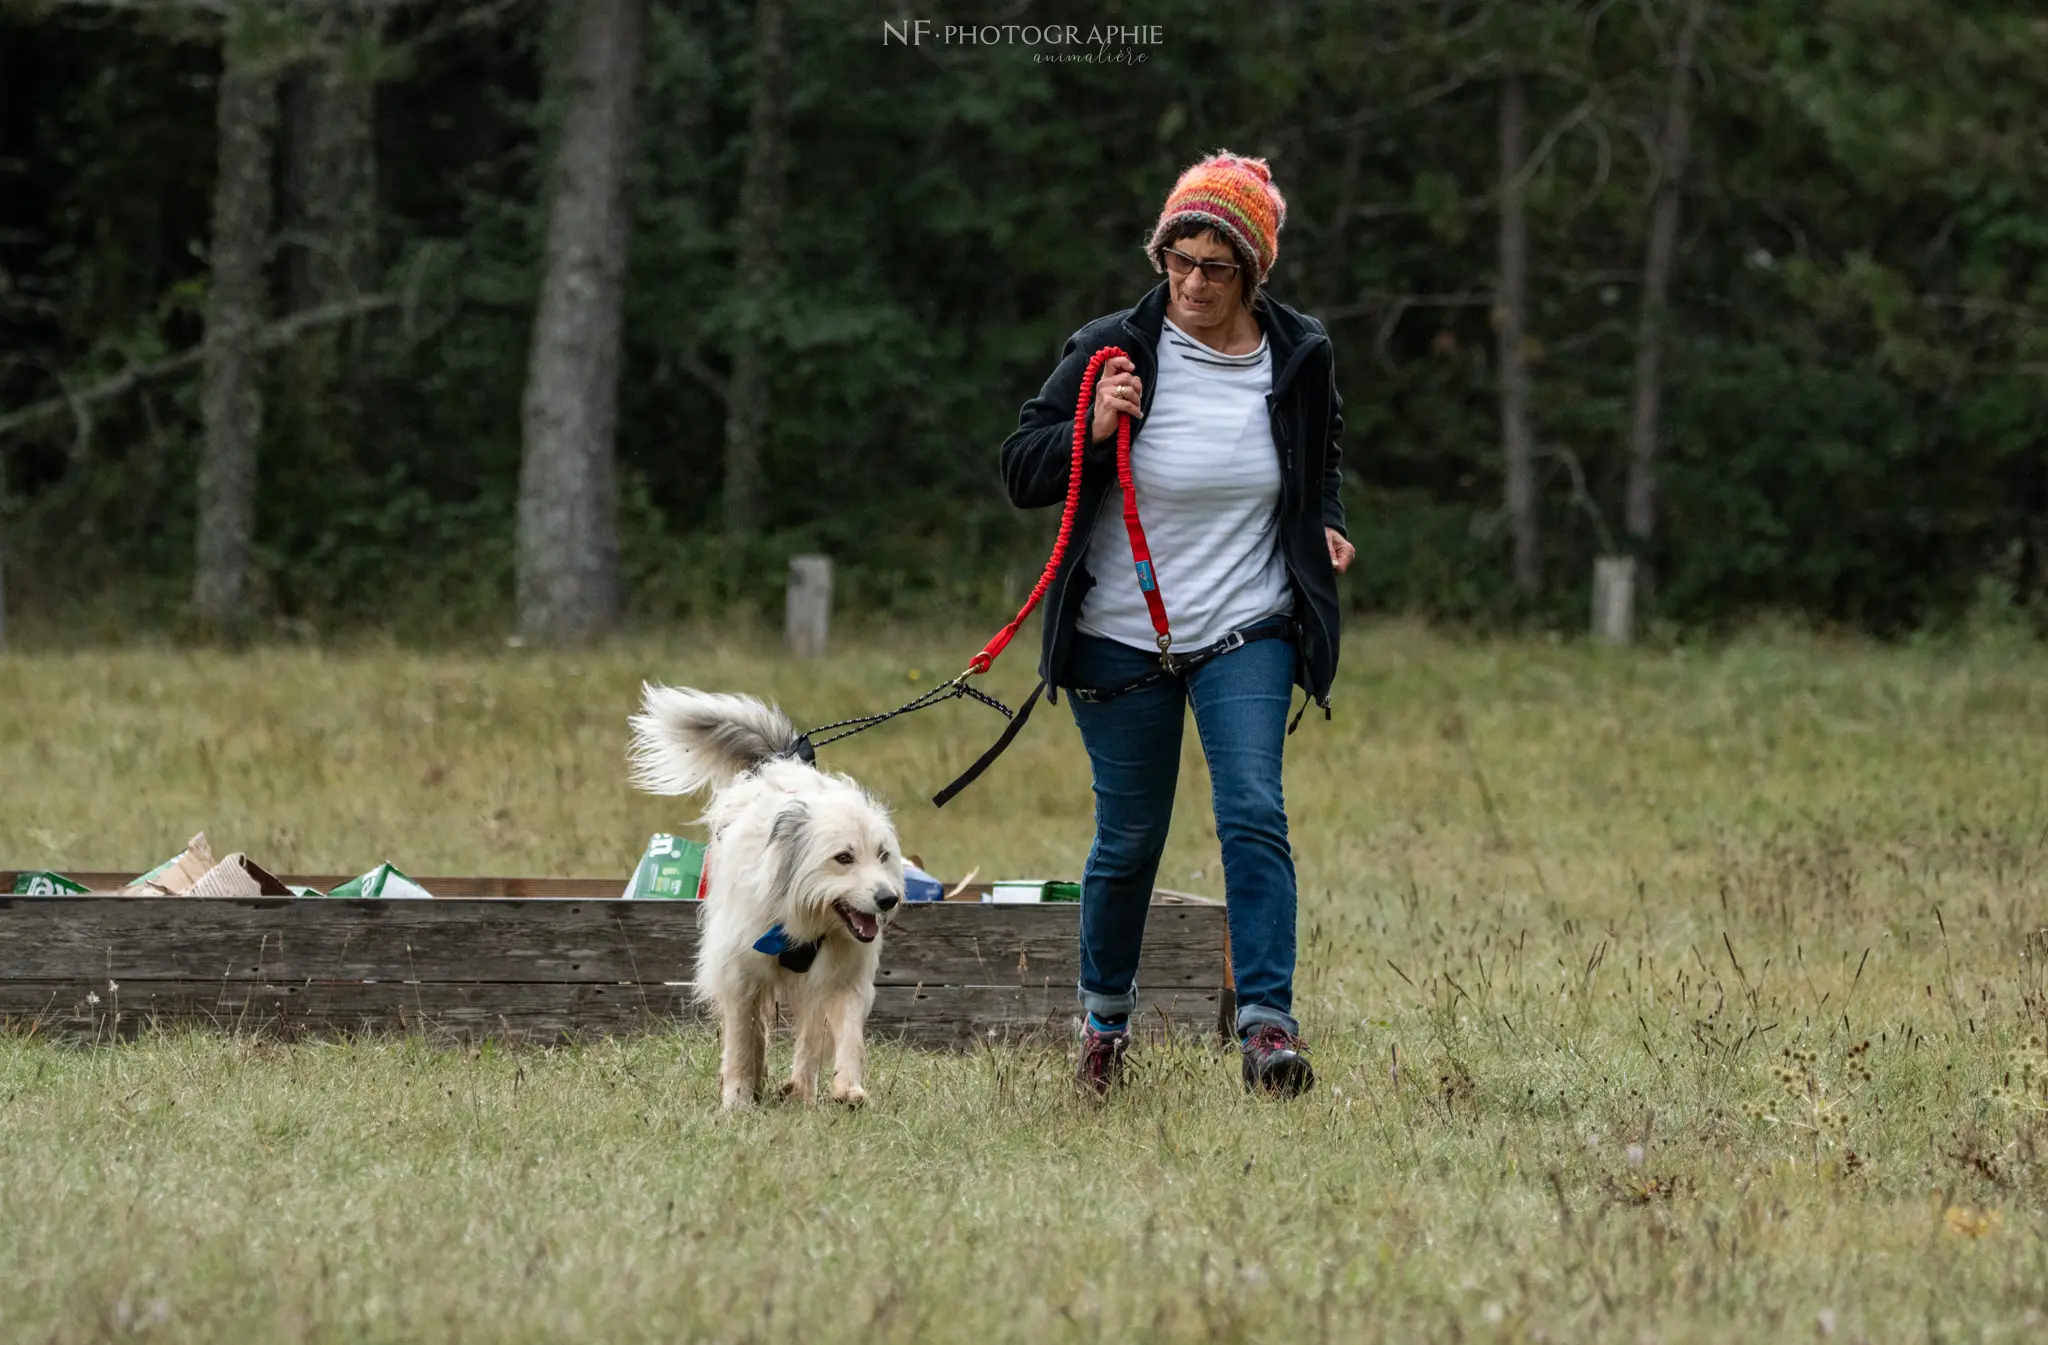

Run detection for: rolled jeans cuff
[[1079, 981, 1138, 1021], [1234, 1002, 1299, 1038]]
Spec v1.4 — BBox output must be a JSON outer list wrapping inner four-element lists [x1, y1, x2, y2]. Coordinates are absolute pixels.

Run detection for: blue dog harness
[[752, 923, 824, 973]]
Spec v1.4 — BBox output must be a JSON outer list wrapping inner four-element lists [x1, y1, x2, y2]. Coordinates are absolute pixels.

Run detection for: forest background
[[0, 0, 2042, 645]]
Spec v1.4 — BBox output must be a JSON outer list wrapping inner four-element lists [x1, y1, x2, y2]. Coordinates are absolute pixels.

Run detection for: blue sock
[[1087, 1011, 1128, 1034]]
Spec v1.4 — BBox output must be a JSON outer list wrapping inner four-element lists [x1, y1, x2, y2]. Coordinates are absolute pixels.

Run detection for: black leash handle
[[930, 677, 1046, 809]]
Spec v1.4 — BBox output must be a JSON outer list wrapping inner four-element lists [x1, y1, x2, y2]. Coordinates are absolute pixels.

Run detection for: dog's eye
[[834, 849, 855, 865], [878, 849, 890, 862]]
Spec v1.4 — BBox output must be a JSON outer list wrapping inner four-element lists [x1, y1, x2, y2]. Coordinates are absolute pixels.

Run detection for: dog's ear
[[769, 802, 808, 846], [768, 802, 810, 900]]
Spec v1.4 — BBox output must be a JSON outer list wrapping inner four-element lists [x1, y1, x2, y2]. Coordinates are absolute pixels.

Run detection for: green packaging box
[[623, 833, 707, 900], [12, 871, 91, 896], [988, 879, 1081, 904], [327, 863, 434, 900]]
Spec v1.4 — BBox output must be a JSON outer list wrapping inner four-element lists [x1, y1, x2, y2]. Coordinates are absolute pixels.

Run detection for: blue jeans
[[1064, 615, 1301, 1038]]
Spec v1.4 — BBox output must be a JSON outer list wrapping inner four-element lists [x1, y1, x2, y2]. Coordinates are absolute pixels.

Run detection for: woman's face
[[1162, 229, 1245, 322]]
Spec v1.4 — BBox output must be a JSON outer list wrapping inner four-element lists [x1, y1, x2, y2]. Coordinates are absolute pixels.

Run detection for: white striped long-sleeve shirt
[[1074, 315, 1294, 653]]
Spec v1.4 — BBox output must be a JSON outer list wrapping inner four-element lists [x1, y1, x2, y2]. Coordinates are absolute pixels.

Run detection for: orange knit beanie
[[1146, 150, 1288, 281]]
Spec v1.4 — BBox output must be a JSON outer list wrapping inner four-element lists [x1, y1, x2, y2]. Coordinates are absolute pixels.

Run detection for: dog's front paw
[[779, 1078, 816, 1104], [830, 1083, 868, 1107], [721, 1084, 759, 1112]]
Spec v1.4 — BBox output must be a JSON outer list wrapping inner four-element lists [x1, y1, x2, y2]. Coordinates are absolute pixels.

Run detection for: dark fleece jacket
[[998, 280, 1347, 715]]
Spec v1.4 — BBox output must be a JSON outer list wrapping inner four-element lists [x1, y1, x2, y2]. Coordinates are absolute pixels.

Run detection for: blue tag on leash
[[1134, 559, 1156, 592]]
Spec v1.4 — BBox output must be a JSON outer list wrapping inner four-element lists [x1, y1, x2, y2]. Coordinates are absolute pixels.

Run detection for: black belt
[[932, 615, 1307, 810], [1066, 615, 1295, 703]]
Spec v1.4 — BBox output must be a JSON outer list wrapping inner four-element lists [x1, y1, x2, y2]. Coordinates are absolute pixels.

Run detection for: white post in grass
[[786, 554, 832, 658], [1592, 554, 1637, 645]]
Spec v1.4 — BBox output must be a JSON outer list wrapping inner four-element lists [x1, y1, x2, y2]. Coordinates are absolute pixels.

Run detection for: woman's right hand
[[1089, 356, 1143, 445]]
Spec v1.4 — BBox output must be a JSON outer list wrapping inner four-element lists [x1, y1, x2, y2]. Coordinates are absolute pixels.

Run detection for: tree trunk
[[721, 0, 790, 539], [193, 51, 281, 631], [285, 12, 379, 314], [0, 462, 9, 649], [1495, 70, 1539, 595], [516, 0, 645, 639], [1625, 0, 1708, 567], [278, 11, 381, 486]]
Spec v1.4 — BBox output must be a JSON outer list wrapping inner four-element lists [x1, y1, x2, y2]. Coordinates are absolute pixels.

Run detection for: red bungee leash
[[931, 347, 1163, 807], [962, 346, 1169, 675]]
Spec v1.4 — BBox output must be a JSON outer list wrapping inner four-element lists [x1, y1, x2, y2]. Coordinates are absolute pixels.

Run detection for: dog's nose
[[874, 888, 901, 913]]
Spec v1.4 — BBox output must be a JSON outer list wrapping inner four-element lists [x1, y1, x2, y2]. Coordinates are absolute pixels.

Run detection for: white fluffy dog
[[628, 686, 905, 1110]]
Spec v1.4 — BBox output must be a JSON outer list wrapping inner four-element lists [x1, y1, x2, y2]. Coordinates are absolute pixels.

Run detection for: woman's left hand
[[1325, 527, 1355, 575]]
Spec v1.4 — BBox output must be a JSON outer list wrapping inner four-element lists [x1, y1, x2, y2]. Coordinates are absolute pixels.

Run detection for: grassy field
[[4, 620, 2048, 1342]]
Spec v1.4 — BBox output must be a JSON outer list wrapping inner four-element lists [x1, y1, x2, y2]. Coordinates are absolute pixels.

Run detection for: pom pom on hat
[[1147, 149, 1288, 281]]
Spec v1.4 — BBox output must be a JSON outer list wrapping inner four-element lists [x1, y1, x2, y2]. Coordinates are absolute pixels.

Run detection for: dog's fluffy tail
[[628, 685, 799, 796]]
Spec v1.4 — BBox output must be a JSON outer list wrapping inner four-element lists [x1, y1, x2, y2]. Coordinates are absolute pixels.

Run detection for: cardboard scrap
[[119, 833, 217, 895], [188, 854, 294, 898]]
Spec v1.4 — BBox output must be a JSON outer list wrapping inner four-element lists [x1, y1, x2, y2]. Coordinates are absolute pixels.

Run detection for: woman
[[998, 150, 1354, 1098]]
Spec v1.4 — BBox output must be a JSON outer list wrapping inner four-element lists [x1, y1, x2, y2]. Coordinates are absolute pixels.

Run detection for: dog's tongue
[[846, 908, 878, 941]]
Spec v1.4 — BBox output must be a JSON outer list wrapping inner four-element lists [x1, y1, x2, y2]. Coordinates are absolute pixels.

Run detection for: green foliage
[[1, 0, 2043, 637]]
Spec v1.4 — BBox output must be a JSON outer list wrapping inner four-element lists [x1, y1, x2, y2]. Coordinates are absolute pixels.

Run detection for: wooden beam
[[785, 553, 831, 658], [0, 897, 1227, 990], [0, 873, 1221, 906], [0, 978, 1226, 1049], [5, 873, 662, 897], [1592, 555, 1637, 645]]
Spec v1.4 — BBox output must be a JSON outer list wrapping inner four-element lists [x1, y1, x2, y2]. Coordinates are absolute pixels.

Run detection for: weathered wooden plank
[[1, 872, 1224, 906], [881, 904, 1222, 989], [0, 896, 701, 982], [0, 898, 1226, 989], [4, 873, 638, 899], [0, 979, 1225, 1049], [785, 553, 833, 658], [0, 977, 680, 1043]]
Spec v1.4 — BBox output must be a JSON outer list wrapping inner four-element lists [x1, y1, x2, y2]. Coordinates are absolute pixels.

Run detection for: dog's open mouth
[[833, 901, 880, 943]]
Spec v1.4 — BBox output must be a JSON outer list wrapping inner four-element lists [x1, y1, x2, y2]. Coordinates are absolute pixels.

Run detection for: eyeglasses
[[1159, 245, 1242, 286]]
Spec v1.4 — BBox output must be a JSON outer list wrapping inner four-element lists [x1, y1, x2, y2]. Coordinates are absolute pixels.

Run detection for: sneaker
[[1074, 1021, 1130, 1099], [1240, 1024, 1315, 1097]]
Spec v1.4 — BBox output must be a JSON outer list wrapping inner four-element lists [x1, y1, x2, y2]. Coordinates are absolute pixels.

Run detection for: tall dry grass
[[4, 621, 2047, 1342]]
